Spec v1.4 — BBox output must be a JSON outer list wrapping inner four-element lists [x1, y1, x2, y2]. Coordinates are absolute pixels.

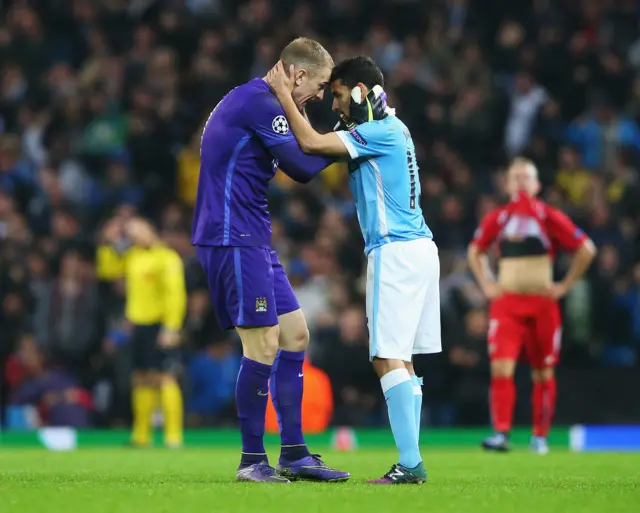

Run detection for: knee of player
[[284, 327, 310, 352], [372, 358, 406, 378], [491, 359, 515, 379], [531, 367, 554, 382], [259, 337, 279, 363], [239, 326, 280, 364], [277, 310, 310, 352]]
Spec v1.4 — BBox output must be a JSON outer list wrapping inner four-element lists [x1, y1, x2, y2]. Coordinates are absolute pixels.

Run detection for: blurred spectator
[[448, 309, 490, 426], [566, 98, 640, 171], [35, 249, 102, 384], [7, 334, 92, 429], [504, 71, 547, 157], [176, 128, 201, 209], [186, 339, 240, 426], [183, 289, 225, 350], [613, 263, 640, 349], [555, 146, 592, 209], [315, 307, 380, 425]]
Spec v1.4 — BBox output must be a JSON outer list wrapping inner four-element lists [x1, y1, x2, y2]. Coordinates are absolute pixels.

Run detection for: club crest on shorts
[[255, 297, 268, 313]]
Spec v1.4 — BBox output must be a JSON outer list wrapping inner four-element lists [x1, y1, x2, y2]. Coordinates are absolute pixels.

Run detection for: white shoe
[[531, 436, 549, 455]]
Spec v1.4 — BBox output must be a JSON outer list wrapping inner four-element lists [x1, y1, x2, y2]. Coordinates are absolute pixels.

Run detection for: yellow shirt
[[177, 147, 200, 208], [123, 244, 187, 331], [556, 168, 592, 206], [607, 178, 626, 204]]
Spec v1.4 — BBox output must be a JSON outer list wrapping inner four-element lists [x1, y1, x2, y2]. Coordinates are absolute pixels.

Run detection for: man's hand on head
[[266, 60, 294, 100], [347, 85, 388, 125]]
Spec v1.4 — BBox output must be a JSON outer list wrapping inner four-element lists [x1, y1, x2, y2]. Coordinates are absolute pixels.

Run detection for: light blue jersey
[[336, 115, 432, 254]]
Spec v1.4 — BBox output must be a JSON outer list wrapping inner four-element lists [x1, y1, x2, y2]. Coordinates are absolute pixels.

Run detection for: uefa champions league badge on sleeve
[[272, 115, 289, 134], [332, 427, 358, 451]]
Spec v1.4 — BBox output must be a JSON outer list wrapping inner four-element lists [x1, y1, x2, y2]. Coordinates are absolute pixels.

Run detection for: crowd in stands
[[1, 0, 639, 429]]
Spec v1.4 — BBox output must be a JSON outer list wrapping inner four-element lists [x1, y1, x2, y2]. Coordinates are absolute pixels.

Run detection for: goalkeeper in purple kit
[[192, 38, 386, 483]]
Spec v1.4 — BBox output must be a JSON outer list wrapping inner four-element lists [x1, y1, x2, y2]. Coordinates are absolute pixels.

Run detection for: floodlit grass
[[1, 447, 639, 513]]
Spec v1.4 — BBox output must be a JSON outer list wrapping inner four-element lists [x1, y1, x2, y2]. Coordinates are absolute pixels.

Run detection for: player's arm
[[560, 240, 597, 292], [247, 92, 336, 183], [276, 87, 394, 159], [96, 244, 125, 281], [546, 207, 597, 297], [162, 250, 187, 333], [467, 210, 503, 299], [276, 90, 351, 157], [270, 141, 337, 183]]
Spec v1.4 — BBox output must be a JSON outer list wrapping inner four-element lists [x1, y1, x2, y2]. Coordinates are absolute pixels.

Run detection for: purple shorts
[[196, 246, 300, 330]]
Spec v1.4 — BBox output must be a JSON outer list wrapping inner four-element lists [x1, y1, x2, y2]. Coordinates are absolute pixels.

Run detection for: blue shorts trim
[[233, 247, 244, 326]]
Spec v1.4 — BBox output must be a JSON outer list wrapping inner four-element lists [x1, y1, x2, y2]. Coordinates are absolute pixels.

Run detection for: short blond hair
[[280, 37, 333, 75], [510, 157, 538, 177]]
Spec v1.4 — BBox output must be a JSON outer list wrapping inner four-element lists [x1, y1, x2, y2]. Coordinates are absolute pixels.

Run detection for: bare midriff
[[498, 255, 553, 294]]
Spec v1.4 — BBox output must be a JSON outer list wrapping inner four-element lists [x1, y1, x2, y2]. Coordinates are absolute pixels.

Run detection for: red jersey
[[470, 194, 588, 259]]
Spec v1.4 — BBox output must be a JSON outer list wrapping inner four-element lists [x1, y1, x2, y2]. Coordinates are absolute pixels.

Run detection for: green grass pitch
[[1, 447, 639, 513]]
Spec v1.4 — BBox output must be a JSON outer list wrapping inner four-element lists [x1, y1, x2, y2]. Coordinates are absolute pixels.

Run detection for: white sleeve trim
[[335, 131, 359, 159]]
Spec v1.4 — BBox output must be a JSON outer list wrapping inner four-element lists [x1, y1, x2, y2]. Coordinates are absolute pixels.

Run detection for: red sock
[[532, 378, 557, 437], [490, 377, 515, 433]]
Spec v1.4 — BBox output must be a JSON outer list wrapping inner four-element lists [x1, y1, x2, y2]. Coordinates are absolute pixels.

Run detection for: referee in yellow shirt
[[104, 217, 187, 448]]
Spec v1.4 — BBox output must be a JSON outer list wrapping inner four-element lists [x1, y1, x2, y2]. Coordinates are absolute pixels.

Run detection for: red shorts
[[488, 293, 562, 367]]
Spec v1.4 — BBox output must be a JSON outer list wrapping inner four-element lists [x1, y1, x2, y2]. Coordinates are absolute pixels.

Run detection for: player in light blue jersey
[[267, 56, 442, 485]]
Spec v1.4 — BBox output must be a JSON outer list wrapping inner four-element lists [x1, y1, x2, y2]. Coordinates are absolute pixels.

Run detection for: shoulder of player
[[243, 91, 286, 132], [221, 81, 280, 123], [147, 243, 177, 258], [160, 248, 184, 271], [484, 205, 508, 225], [536, 200, 563, 221], [371, 116, 398, 129], [244, 81, 282, 111], [353, 117, 399, 141]]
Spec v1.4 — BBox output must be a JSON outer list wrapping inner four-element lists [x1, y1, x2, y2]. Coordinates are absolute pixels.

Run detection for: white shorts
[[366, 238, 442, 362]]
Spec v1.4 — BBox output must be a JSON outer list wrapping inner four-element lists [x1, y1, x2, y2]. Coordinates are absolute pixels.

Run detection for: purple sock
[[236, 357, 271, 466], [270, 350, 310, 462]]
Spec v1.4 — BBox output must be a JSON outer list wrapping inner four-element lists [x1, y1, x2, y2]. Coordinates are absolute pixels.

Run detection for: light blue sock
[[410, 375, 423, 442], [382, 369, 421, 469]]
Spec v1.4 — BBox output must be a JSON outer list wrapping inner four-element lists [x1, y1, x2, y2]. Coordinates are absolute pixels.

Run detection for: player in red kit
[[467, 158, 596, 454]]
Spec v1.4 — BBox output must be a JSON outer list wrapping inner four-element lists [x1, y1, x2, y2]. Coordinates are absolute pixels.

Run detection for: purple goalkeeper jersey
[[192, 78, 330, 248]]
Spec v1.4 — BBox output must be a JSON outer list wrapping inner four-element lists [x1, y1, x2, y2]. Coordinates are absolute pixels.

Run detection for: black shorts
[[131, 324, 181, 373]]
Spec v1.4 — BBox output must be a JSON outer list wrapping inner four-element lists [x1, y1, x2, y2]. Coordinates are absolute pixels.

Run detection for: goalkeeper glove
[[334, 85, 389, 131], [349, 84, 389, 124]]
